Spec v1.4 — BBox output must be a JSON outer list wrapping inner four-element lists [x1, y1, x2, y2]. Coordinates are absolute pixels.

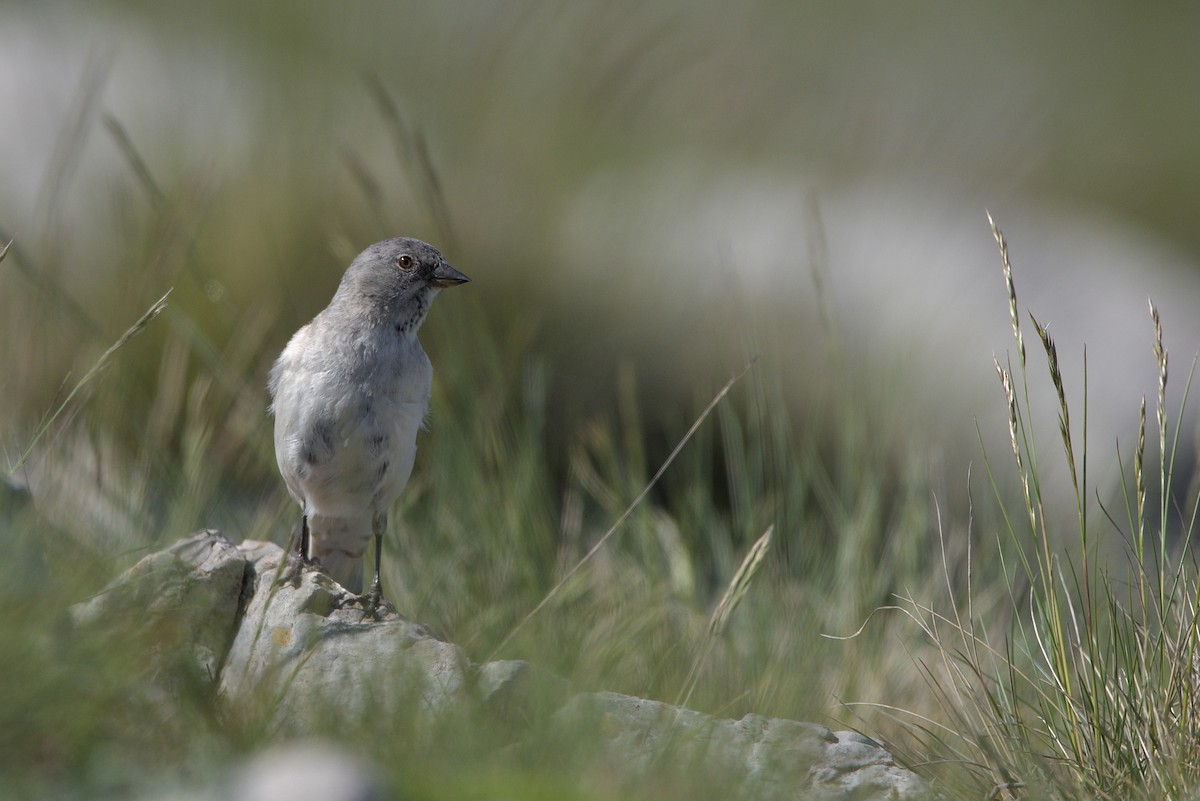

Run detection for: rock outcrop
[[217, 538, 468, 732], [77, 529, 929, 801], [553, 693, 929, 801]]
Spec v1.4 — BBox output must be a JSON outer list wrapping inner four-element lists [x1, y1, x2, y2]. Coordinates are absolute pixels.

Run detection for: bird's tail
[[306, 514, 373, 593]]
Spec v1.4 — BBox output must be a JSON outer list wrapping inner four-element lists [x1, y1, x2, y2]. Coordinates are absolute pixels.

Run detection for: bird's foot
[[358, 578, 392, 622], [276, 551, 307, 588], [276, 551, 325, 589]]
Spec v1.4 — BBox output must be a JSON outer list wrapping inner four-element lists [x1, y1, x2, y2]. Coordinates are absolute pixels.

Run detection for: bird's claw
[[358, 579, 388, 622], [277, 551, 307, 588]]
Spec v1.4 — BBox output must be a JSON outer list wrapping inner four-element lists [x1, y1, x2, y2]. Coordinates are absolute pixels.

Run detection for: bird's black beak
[[430, 261, 470, 288]]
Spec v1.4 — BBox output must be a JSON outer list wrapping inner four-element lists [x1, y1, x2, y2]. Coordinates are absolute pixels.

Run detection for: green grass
[[4, 82, 1200, 800], [881, 219, 1200, 799]]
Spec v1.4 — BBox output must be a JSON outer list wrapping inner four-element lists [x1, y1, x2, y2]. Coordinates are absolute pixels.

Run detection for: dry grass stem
[[708, 525, 773, 638], [486, 359, 756, 662], [988, 210, 1025, 371], [677, 525, 774, 711], [9, 289, 173, 476]]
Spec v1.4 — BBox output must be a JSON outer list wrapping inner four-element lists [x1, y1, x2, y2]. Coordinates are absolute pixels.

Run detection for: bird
[[268, 237, 469, 611]]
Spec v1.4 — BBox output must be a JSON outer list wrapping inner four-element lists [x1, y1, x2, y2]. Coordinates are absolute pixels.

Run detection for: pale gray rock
[[230, 741, 387, 801], [552, 692, 929, 801], [478, 659, 572, 725], [76, 533, 929, 800], [70, 529, 249, 679], [134, 741, 386, 801], [217, 539, 469, 732]]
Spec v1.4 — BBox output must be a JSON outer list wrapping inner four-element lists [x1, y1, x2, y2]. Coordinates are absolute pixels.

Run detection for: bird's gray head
[[329, 237, 470, 334]]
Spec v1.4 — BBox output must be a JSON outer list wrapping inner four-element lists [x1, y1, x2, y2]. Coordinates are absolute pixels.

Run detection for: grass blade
[[485, 358, 756, 661], [8, 289, 173, 476]]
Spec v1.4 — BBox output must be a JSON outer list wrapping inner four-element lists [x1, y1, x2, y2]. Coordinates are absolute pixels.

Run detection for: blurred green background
[[7, 0, 1200, 427], [3, 1, 1200, 798], [6, 0, 1200, 438]]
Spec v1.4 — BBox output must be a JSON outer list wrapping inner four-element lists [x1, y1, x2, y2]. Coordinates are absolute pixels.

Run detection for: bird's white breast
[[271, 320, 432, 519]]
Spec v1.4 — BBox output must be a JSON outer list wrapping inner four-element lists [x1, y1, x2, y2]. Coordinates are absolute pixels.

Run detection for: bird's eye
[[396, 254, 415, 270]]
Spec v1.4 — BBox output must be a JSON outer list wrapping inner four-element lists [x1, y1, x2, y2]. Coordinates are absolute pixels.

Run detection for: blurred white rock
[[559, 164, 1200, 495]]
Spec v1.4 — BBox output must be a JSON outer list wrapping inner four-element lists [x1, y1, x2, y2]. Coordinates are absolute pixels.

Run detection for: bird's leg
[[278, 513, 310, 587], [372, 529, 383, 595], [298, 513, 310, 561], [362, 515, 386, 620]]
